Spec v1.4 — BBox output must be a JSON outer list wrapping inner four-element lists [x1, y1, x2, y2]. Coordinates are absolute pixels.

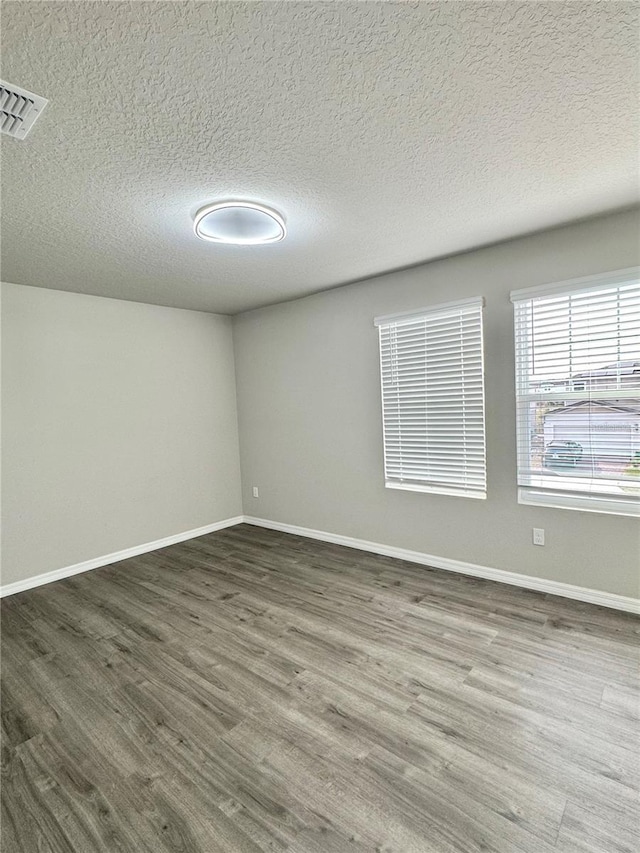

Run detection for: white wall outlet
[[532, 528, 545, 546], [252, 486, 259, 498]]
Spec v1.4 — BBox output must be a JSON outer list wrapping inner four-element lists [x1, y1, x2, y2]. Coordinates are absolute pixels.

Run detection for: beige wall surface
[[1, 283, 242, 586], [233, 209, 640, 599]]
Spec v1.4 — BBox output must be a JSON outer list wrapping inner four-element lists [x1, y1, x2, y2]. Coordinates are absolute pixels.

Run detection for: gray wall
[[1, 283, 242, 586], [3, 211, 639, 598], [233, 209, 640, 599]]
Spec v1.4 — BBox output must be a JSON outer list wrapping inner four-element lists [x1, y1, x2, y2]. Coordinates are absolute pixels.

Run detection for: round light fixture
[[194, 201, 286, 245]]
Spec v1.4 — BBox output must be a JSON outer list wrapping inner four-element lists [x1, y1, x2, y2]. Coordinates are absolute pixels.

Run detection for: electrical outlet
[[252, 486, 259, 498], [532, 528, 545, 546]]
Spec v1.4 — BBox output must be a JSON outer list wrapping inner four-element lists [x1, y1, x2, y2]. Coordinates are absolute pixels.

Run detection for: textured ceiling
[[1, 1, 639, 314]]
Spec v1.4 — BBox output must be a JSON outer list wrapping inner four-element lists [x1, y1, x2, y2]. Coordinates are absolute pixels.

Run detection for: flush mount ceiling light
[[194, 201, 286, 245]]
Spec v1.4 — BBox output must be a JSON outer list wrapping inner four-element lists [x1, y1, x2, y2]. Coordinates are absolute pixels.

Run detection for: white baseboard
[[3, 513, 638, 614], [0, 516, 245, 598], [243, 516, 640, 615]]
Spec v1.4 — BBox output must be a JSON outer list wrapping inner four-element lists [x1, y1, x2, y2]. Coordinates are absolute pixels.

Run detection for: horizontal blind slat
[[513, 277, 640, 505], [378, 299, 486, 496]]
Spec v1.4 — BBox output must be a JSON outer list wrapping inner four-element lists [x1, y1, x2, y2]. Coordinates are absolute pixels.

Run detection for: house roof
[[572, 361, 640, 380], [546, 400, 639, 417]]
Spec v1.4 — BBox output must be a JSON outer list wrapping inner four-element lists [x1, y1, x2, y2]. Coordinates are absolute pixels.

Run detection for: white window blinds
[[511, 268, 640, 516], [375, 297, 487, 499]]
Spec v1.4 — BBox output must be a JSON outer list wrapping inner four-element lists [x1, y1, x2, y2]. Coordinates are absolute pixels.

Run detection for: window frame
[[511, 267, 640, 518]]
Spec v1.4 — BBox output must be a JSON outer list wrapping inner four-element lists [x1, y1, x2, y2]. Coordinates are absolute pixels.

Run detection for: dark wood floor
[[2, 524, 638, 853]]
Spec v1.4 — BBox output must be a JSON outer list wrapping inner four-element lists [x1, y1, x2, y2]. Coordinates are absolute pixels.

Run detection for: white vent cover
[[0, 80, 48, 139]]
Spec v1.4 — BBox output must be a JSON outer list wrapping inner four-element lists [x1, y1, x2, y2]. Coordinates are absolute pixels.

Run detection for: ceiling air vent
[[0, 80, 48, 139]]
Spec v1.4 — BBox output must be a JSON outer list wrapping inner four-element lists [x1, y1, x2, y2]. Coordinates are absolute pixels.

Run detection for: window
[[511, 268, 640, 516], [375, 297, 487, 499]]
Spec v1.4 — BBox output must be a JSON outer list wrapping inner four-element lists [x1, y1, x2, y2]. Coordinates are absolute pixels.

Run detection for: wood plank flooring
[[2, 523, 639, 852]]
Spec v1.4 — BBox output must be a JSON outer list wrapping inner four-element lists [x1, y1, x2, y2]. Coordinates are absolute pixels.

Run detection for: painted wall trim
[[244, 516, 640, 615], [3, 513, 638, 614], [0, 516, 245, 598]]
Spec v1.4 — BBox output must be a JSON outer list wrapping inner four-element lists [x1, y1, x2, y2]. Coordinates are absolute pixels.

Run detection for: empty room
[[1, 2, 639, 852]]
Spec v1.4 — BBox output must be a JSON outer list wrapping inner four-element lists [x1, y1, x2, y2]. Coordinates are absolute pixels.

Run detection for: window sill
[[518, 488, 640, 517], [385, 481, 487, 500]]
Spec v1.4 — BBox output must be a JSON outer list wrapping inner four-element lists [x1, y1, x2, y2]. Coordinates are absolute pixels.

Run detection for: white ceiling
[[2, 1, 638, 314]]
